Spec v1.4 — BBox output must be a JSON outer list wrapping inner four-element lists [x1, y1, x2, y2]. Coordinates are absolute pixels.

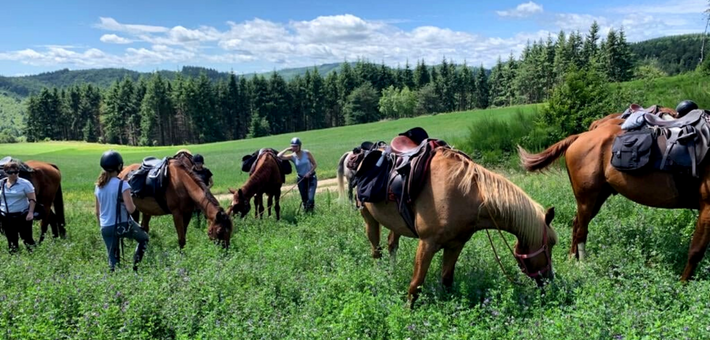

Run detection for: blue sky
[[0, 0, 707, 76]]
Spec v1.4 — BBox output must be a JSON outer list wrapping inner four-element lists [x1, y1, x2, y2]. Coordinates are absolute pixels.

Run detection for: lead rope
[[484, 207, 525, 286]]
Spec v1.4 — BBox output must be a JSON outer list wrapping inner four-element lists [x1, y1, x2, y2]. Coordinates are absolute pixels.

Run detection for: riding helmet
[[676, 100, 699, 117], [193, 154, 204, 164], [100, 150, 123, 172], [290, 137, 302, 146]]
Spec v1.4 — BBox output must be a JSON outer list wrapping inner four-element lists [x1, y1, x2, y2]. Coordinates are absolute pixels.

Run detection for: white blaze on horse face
[[578, 242, 587, 261]]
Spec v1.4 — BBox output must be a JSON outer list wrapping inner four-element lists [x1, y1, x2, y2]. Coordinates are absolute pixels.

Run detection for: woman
[[94, 150, 149, 272], [0, 162, 36, 253], [192, 154, 214, 189], [278, 137, 318, 213]]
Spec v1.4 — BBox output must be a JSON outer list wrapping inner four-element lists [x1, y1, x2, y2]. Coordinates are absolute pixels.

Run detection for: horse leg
[[141, 215, 152, 233], [39, 217, 49, 244], [275, 193, 281, 221], [172, 213, 187, 249], [267, 195, 273, 218], [408, 239, 439, 309], [387, 231, 401, 266], [681, 205, 710, 281], [571, 185, 612, 261], [360, 207, 382, 258], [347, 178, 354, 203], [441, 243, 465, 290]]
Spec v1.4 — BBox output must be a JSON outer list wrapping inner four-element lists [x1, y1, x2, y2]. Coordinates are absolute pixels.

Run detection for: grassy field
[[1, 103, 710, 339]]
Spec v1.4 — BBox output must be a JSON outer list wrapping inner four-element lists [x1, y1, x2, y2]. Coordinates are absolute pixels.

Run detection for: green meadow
[[0, 103, 709, 339]]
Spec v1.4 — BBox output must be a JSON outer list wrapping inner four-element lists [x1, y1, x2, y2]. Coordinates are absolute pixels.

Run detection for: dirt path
[[214, 177, 341, 201]]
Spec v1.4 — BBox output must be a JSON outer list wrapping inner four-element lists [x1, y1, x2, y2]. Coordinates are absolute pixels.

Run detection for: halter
[[485, 209, 552, 284]]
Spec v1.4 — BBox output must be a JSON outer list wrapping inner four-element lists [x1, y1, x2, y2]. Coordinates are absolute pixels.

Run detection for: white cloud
[[100, 34, 132, 44], [497, 1, 544, 18], [95, 17, 168, 34], [610, 0, 707, 15]]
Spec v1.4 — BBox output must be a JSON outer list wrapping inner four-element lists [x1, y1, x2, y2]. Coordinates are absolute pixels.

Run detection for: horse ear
[[238, 188, 243, 197], [228, 188, 235, 194], [545, 207, 555, 225]]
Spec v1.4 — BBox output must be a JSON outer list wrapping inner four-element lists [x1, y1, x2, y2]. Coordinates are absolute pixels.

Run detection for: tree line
[[23, 22, 637, 145]]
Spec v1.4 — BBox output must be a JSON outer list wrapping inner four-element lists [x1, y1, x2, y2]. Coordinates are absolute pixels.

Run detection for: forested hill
[[629, 33, 706, 75], [0, 63, 347, 99]]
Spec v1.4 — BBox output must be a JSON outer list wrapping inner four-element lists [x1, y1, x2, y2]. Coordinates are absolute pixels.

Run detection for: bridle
[[485, 209, 552, 284]]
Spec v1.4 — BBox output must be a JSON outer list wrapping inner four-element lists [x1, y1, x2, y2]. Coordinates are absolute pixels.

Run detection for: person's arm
[[121, 183, 136, 214], [306, 152, 318, 177], [208, 177, 214, 189], [95, 196, 101, 225], [277, 147, 293, 161], [25, 192, 37, 221]]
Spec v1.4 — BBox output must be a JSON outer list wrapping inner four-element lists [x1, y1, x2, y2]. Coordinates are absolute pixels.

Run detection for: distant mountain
[[0, 63, 350, 99], [629, 33, 706, 75]]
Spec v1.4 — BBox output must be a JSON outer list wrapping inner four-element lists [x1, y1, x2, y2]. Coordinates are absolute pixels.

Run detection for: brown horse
[[119, 155, 233, 249], [518, 121, 710, 281], [360, 148, 557, 308], [19, 161, 66, 242], [228, 150, 284, 220]]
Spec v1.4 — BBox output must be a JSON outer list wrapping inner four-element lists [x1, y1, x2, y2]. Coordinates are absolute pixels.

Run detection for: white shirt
[[94, 177, 132, 228]]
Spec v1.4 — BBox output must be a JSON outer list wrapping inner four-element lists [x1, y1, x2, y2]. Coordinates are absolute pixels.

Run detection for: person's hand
[[26, 212, 33, 221], [305, 172, 312, 179]]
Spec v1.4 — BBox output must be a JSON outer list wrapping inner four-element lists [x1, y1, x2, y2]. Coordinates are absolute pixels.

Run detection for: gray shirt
[[0, 177, 35, 214]]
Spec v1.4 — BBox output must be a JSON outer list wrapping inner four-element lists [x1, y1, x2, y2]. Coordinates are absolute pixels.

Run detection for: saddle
[[0, 157, 34, 180], [241, 148, 292, 183], [612, 109, 710, 177], [127, 156, 170, 213]]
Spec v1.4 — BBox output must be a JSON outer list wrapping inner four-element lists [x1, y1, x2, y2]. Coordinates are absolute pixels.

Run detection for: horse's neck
[[479, 212, 545, 251], [241, 156, 271, 198], [174, 165, 219, 218]]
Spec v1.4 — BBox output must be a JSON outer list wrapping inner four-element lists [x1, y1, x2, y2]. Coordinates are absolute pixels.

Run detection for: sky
[[0, 0, 707, 76]]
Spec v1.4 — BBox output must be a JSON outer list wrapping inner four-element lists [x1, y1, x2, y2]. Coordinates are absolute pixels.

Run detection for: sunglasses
[[5, 170, 18, 175]]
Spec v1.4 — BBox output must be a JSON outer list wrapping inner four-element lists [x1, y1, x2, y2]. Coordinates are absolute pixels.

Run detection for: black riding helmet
[[100, 150, 123, 172], [193, 154, 204, 164], [676, 100, 698, 117]]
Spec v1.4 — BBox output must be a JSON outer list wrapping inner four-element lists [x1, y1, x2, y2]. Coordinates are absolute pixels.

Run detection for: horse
[[228, 149, 284, 220], [24, 161, 66, 242], [359, 147, 557, 308], [119, 154, 233, 249], [337, 150, 357, 204], [518, 121, 710, 282]]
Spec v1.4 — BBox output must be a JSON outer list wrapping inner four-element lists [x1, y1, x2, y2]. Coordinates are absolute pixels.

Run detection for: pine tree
[[323, 71, 342, 127], [582, 21, 601, 66], [306, 67, 325, 130], [402, 60, 415, 90], [414, 59, 431, 89], [344, 83, 380, 125], [473, 65, 490, 109]]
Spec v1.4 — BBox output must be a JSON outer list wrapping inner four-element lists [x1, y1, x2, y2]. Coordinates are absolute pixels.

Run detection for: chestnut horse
[[24, 161, 66, 242], [228, 149, 284, 220], [518, 121, 710, 281], [588, 106, 677, 130], [360, 147, 557, 308], [119, 155, 233, 249]]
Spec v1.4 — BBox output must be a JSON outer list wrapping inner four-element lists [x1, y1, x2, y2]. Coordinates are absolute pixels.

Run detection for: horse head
[[227, 188, 251, 218], [207, 208, 233, 248], [513, 206, 557, 285]]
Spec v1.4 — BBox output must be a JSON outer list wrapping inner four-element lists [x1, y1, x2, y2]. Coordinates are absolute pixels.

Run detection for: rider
[[0, 162, 37, 253], [192, 154, 214, 189], [278, 137, 318, 213], [94, 150, 149, 272]]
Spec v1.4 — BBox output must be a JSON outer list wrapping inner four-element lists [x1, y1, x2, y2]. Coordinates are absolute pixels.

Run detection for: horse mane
[[171, 156, 221, 208], [241, 152, 278, 196], [440, 148, 557, 245]]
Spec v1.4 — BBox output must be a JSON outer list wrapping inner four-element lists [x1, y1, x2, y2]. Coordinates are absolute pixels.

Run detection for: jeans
[[297, 174, 317, 212], [101, 219, 149, 272], [0, 213, 35, 253]]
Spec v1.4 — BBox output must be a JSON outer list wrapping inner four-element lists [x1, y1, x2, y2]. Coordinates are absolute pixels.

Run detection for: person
[[95, 150, 149, 272], [192, 154, 213, 189], [0, 162, 36, 253], [278, 137, 318, 213]]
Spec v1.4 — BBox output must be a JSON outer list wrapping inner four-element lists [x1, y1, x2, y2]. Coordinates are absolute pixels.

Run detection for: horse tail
[[517, 134, 580, 172], [337, 152, 349, 200], [49, 163, 66, 230]]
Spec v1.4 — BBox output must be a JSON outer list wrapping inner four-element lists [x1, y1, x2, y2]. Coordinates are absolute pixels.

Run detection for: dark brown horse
[[24, 161, 66, 242], [119, 155, 233, 249], [228, 149, 284, 220], [360, 147, 557, 308], [518, 121, 710, 281]]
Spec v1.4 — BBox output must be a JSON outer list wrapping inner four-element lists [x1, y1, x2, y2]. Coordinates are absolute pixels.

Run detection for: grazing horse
[[360, 147, 557, 308], [119, 155, 233, 249], [24, 161, 66, 242], [336, 150, 357, 204], [228, 149, 284, 220], [518, 121, 710, 282]]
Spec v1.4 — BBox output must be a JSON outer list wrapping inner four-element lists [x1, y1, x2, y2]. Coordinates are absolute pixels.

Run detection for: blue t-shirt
[[291, 150, 313, 177], [94, 177, 131, 228], [0, 177, 35, 213]]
